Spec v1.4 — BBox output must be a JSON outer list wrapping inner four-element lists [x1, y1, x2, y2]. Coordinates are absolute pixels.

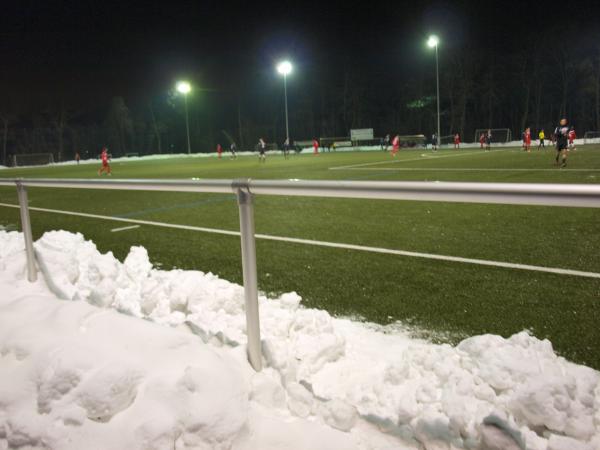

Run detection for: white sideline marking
[[110, 224, 140, 233], [335, 168, 600, 172], [1, 202, 599, 279], [329, 150, 504, 170], [0, 203, 241, 237]]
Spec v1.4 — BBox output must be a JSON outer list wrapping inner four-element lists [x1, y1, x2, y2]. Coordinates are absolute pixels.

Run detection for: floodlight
[[427, 35, 439, 48], [276, 61, 293, 76], [176, 81, 191, 94]]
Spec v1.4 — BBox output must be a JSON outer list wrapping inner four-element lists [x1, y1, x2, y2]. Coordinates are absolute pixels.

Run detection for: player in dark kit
[[485, 129, 492, 151], [554, 118, 569, 168], [283, 138, 290, 159], [258, 138, 266, 162], [380, 134, 390, 151]]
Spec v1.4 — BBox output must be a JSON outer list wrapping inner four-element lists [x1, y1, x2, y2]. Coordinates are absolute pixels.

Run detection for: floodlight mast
[[176, 81, 192, 154], [427, 36, 441, 148], [276, 61, 293, 144]]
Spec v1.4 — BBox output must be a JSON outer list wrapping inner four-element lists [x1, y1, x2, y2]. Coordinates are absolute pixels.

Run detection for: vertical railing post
[[235, 184, 262, 371], [15, 181, 37, 282]]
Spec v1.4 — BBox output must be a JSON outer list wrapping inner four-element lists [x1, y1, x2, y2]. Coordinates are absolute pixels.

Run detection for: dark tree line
[[1, 31, 599, 165]]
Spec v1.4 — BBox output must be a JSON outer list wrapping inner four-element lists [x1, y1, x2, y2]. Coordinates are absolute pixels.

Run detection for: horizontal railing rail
[[1, 178, 600, 207], [2, 177, 600, 371]]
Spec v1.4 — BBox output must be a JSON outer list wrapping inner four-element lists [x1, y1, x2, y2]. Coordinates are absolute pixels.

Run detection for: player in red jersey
[[312, 138, 319, 155], [217, 143, 223, 159], [98, 147, 111, 176], [391, 135, 400, 156], [524, 127, 532, 152], [453, 133, 460, 149], [568, 127, 576, 151], [479, 133, 485, 149]]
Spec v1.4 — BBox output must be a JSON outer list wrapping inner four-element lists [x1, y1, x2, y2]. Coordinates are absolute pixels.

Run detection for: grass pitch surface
[[1, 146, 599, 368]]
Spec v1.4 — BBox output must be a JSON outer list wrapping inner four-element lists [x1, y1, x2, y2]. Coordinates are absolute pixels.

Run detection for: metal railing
[[2, 177, 600, 371]]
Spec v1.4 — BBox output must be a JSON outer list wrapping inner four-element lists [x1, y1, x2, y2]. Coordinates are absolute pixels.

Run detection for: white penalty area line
[[110, 224, 140, 232], [335, 167, 600, 172], [1, 202, 599, 279], [328, 149, 511, 171]]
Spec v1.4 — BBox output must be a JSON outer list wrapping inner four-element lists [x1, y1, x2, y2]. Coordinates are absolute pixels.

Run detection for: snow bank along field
[[1, 147, 600, 448], [1, 230, 599, 449]]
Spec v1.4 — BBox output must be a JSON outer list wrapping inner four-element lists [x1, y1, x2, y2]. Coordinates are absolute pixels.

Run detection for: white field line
[[335, 167, 600, 172], [1, 202, 599, 279], [110, 224, 140, 232], [0, 203, 240, 237], [328, 150, 508, 170]]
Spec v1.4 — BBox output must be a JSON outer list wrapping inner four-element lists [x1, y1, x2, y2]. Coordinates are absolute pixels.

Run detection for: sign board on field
[[334, 141, 352, 147], [350, 128, 374, 141]]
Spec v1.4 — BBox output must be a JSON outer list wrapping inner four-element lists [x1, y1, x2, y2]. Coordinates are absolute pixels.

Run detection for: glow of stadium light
[[175, 81, 192, 154], [276, 60, 293, 76], [176, 81, 191, 94], [427, 35, 439, 48]]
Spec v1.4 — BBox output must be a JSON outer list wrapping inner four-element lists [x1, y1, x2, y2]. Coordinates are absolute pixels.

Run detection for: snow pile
[[1, 230, 599, 450], [1, 151, 281, 170]]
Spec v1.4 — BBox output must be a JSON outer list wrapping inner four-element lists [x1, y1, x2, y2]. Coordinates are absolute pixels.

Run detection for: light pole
[[427, 35, 441, 148], [276, 60, 293, 144], [176, 81, 192, 154]]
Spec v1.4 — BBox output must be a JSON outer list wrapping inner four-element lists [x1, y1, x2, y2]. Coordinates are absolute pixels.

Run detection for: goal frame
[[583, 131, 600, 145], [474, 128, 512, 143], [440, 135, 456, 145], [12, 153, 55, 167]]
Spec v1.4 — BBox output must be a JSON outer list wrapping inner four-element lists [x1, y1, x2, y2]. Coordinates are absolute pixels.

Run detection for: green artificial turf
[[1, 146, 599, 368]]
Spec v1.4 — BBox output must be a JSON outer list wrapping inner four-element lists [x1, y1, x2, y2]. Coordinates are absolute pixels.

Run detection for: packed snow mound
[[0, 230, 599, 450]]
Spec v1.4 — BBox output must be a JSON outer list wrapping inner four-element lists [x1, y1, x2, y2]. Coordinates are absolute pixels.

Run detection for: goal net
[[398, 135, 426, 148], [440, 135, 456, 145], [13, 153, 55, 167], [474, 128, 512, 143], [583, 131, 600, 145]]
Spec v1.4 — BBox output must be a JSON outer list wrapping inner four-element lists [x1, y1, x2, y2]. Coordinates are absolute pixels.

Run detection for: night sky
[[1, 0, 600, 159], [3, 0, 599, 106]]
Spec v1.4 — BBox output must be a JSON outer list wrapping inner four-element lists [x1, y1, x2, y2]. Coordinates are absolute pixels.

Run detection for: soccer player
[[568, 127, 577, 151], [524, 127, 532, 152], [431, 133, 437, 151], [538, 129, 545, 150], [283, 138, 290, 159], [554, 118, 569, 167], [258, 138, 266, 162], [75, 151, 80, 164], [312, 138, 319, 155], [380, 134, 390, 151], [479, 133, 485, 149], [453, 133, 460, 149], [98, 147, 111, 176], [216, 143, 223, 159], [485, 129, 492, 151], [391, 135, 400, 156], [230, 142, 237, 159]]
